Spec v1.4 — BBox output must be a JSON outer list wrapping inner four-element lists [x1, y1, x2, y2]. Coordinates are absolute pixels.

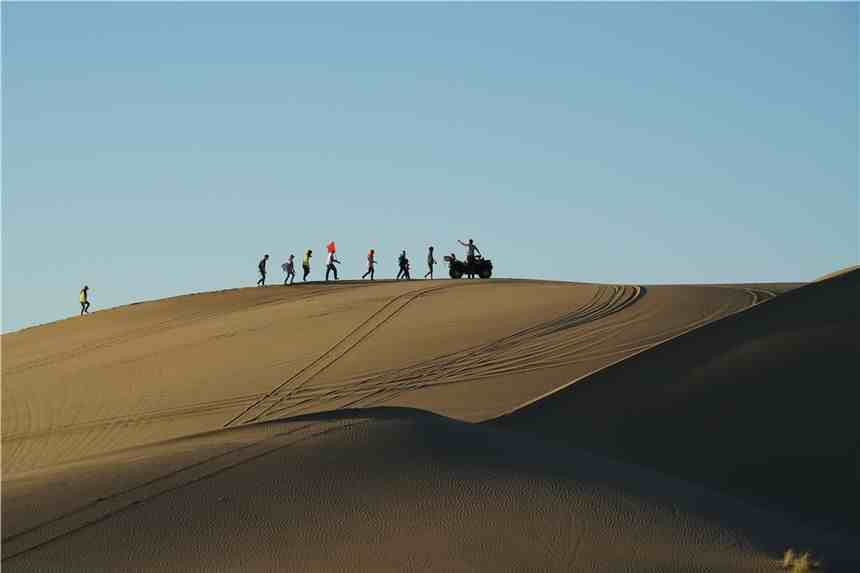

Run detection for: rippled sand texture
[[3, 272, 857, 571]]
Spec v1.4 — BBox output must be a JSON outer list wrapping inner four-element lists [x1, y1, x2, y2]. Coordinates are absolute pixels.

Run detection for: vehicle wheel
[[450, 268, 463, 279], [478, 268, 492, 279]]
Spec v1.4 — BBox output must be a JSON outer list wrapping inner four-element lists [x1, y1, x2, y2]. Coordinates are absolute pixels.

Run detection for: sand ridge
[[495, 269, 860, 534], [2, 279, 785, 474]]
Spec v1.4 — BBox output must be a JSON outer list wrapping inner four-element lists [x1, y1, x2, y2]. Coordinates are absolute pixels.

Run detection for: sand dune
[[1, 279, 793, 475], [5, 275, 856, 571], [495, 269, 860, 534], [5, 408, 852, 572], [814, 264, 860, 281]]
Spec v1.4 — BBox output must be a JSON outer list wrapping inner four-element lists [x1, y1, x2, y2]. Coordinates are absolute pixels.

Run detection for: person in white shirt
[[325, 251, 341, 281]]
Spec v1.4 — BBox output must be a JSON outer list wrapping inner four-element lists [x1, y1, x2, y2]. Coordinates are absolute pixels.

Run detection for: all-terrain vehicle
[[444, 254, 493, 279]]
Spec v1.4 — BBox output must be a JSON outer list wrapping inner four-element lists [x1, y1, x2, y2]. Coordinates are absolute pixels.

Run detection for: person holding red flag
[[325, 241, 340, 281]]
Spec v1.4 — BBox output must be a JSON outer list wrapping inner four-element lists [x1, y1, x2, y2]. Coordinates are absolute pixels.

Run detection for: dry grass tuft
[[782, 548, 823, 572]]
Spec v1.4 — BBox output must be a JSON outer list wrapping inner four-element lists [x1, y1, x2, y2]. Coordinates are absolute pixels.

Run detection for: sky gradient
[[3, 2, 858, 332]]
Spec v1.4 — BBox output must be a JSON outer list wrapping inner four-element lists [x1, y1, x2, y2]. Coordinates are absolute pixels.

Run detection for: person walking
[[396, 250, 411, 280], [424, 246, 437, 279], [362, 249, 377, 280], [302, 250, 313, 281], [325, 250, 341, 281], [257, 254, 270, 286], [80, 285, 90, 316], [282, 254, 296, 285]]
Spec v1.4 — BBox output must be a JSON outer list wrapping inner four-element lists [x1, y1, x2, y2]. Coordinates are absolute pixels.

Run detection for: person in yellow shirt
[[302, 249, 313, 282], [80, 285, 90, 316]]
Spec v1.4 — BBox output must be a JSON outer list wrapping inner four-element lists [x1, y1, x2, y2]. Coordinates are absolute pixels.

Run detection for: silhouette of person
[[257, 254, 270, 286], [362, 249, 377, 280], [80, 285, 90, 316], [397, 250, 411, 280], [282, 254, 296, 285], [302, 250, 312, 281], [424, 246, 437, 279], [458, 239, 481, 278], [325, 251, 341, 281], [457, 239, 481, 263]]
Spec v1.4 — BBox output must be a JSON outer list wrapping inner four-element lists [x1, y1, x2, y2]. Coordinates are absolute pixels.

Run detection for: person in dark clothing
[[362, 249, 377, 280], [80, 285, 90, 316], [282, 255, 296, 285], [396, 250, 411, 280], [257, 254, 270, 286], [302, 250, 312, 281], [424, 246, 437, 279]]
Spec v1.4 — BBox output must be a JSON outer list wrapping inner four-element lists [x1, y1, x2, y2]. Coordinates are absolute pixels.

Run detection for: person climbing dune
[[257, 254, 270, 286], [302, 250, 312, 282], [80, 285, 90, 316]]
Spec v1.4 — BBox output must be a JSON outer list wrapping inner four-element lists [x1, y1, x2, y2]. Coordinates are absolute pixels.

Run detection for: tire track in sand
[[1, 283, 463, 470], [258, 283, 781, 419], [2, 419, 370, 562], [257, 284, 644, 420], [222, 282, 465, 428]]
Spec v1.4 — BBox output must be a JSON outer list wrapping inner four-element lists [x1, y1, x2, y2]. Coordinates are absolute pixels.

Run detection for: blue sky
[[2, 2, 857, 332]]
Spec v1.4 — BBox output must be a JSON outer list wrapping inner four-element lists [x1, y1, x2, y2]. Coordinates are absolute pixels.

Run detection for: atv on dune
[[444, 254, 493, 279]]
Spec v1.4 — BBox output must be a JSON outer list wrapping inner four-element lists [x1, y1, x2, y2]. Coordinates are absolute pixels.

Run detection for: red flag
[[327, 241, 336, 253]]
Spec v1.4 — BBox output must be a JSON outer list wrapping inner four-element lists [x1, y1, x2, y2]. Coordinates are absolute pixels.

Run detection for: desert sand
[[2, 272, 857, 571]]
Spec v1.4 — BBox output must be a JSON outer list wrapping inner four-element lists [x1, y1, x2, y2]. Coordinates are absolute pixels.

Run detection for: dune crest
[[495, 269, 860, 534]]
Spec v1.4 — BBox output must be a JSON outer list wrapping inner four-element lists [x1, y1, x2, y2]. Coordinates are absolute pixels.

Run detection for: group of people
[[256, 239, 481, 286], [259, 246, 341, 286], [76, 240, 481, 318]]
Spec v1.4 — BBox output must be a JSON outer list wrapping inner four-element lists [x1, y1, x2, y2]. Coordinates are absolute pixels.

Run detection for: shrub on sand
[[782, 548, 822, 572]]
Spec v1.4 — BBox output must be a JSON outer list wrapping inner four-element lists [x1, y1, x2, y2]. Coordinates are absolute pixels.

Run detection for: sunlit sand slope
[[2, 279, 792, 475], [495, 270, 860, 533], [6, 408, 853, 573]]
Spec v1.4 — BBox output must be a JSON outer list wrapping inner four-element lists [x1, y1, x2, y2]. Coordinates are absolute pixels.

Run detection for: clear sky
[[2, 2, 857, 333]]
